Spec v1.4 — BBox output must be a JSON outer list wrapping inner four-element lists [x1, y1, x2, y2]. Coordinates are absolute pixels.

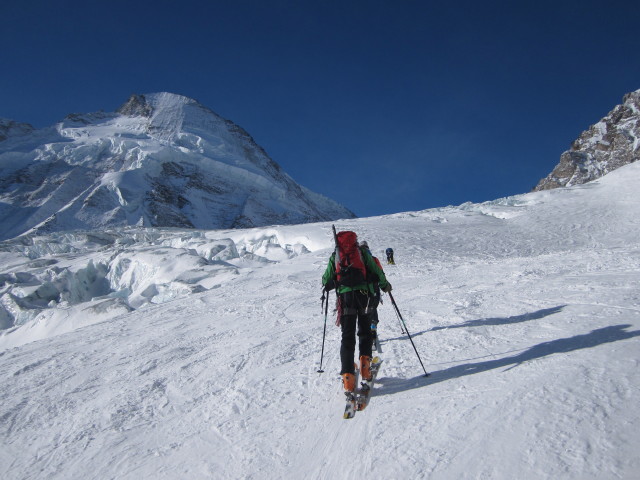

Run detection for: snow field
[[1, 162, 639, 479]]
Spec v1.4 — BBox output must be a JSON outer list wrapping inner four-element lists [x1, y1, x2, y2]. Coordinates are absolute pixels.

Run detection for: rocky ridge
[[534, 89, 640, 191]]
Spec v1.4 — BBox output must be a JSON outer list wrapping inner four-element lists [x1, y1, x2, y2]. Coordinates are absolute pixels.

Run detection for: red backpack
[[334, 229, 367, 287]]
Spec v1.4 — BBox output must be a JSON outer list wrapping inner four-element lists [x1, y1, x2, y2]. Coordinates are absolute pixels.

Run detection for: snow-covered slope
[[0, 163, 639, 479], [0, 93, 354, 241]]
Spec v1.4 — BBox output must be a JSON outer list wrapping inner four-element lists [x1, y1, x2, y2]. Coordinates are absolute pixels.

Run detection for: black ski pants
[[339, 290, 373, 374]]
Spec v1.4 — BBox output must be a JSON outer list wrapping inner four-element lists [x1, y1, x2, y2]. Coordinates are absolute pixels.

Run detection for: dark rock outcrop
[[534, 90, 640, 191]]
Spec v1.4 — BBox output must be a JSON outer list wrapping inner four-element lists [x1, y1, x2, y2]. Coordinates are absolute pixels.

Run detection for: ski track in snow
[[1, 164, 640, 479]]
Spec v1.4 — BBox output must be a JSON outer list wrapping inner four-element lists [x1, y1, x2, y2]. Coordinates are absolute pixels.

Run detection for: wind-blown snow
[[0, 163, 639, 479]]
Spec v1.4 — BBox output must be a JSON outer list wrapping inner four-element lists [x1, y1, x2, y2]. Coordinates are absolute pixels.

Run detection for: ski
[[355, 356, 382, 412], [343, 392, 357, 419], [343, 367, 360, 419], [342, 357, 383, 418]]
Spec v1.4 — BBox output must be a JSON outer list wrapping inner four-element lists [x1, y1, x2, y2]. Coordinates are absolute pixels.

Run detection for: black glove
[[381, 283, 392, 293], [323, 279, 336, 291]]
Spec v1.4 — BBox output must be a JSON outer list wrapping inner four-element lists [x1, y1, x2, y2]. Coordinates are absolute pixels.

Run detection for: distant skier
[[322, 230, 391, 393], [386, 247, 395, 265]]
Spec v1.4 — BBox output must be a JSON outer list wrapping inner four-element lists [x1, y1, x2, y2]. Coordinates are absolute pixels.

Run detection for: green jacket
[[322, 248, 390, 294]]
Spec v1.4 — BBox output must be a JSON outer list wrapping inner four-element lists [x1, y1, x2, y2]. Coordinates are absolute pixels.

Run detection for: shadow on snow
[[375, 324, 640, 396], [429, 305, 567, 331], [382, 305, 567, 344]]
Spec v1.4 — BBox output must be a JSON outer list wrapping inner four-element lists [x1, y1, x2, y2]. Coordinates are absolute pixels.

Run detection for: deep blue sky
[[2, 0, 639, 217]]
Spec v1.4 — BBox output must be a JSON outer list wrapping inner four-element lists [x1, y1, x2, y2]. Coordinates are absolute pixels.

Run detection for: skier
[[322, 231, 391, 393], [386, 247, 395, 265], [360, 241, 384, 349]]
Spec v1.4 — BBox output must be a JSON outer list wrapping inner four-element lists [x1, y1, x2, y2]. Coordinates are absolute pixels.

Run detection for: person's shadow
[[383, 305, 567, 343], [429, 305, 567, 331], [375, 324, 640, 396]]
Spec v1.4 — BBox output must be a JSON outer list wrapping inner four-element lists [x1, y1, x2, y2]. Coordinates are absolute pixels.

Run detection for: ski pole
[[388, 292, 430, 377], [390, 294, 406, 334], [317, 289, 329, 373]]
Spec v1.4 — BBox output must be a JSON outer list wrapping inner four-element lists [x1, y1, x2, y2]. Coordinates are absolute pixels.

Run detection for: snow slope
[[1, 163, 639, 479]]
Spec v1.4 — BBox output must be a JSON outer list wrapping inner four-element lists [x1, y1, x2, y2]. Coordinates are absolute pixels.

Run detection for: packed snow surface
[[1, 163, 639, 479]]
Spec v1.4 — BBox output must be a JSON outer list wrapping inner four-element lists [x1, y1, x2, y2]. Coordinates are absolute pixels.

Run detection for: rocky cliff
[[534, 90, 640, 191]]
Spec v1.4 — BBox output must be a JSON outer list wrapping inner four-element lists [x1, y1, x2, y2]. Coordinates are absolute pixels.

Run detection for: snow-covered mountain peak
[[116, 93, 155, 118], [116, 92, 224, 142], [0, 93, 354, 240], [118, 92, 203, 119]]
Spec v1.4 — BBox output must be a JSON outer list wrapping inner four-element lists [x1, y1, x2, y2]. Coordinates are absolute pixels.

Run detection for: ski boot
[[341, 372, 356, 392]]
